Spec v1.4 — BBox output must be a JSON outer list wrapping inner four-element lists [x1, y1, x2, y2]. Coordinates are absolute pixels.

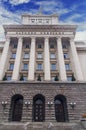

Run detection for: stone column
[[12, 37, 23, 80], [70, 37, 83, 80], [57, 37, 67, 81], [0, 37, 10, 80], [44, 37, 51, 80], [28, 37, 35, 80]]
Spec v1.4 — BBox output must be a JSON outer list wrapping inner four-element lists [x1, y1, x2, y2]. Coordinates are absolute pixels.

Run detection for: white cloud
[[7, 0, 30, 5], [35, 1, 63, 13], [0, 6, 21, 40]]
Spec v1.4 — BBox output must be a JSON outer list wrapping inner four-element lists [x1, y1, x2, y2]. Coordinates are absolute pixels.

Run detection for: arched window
[[33, 94, 45, 122], [9, 94, 23, 121], [54, 95, 68, 122]]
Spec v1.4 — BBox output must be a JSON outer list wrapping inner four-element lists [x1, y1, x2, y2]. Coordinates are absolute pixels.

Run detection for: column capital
[[44, 36, 49, 39], [18, 36, 23, 40], [69, 36, 75, 41], [5, 36, 10, 41], [31, 36, 36, 39], [44, 36, 49, 42], [56, 36, 62, 40], [17, 37, 23, 44]]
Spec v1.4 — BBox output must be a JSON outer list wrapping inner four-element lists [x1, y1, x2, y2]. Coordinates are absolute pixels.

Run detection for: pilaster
[[28, 37, 36, 80], [57, 37, 67, 81], [44, 37, 51, 80], [0, 37, 10, 80], [12, 37, 23, 80], [70, 37, 83, 81]]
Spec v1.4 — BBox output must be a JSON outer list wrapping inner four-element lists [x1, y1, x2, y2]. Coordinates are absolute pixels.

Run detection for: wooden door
[[34, 99, 44, 122], [12, 98, 23, 121], [55, 100, 65, 122]]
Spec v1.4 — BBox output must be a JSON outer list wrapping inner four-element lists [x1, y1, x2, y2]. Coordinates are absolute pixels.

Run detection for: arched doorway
[[33, 94, 45, 122], [9, 94, 23, 121], [54, 95, 68, 122]]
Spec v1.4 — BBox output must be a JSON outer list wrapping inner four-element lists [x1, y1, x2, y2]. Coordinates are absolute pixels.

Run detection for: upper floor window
[[50, 53, 55, 59], [23, 76, 27, 81], [37, 63, 43, 70], [46, 19, 49, 23], [50, 44, 54, 49], [24, 53, 29, 59], [11, 53, 16, 59], [67, 76, 72, 81], [37, 53, 42, 59], [64, 53, 68, 59], [38, 19, 42, 23], [31, 19, 35, 23], [38, 44, 42, 49], [7, 76, 12, 81], [23, 63, 28, 70], [62, 45, 67, 49], [51, 63, 56, 70], [13, 44, 17, 48], [25, 44, 29, 48], [65, 64, 70, 70], [9, 63, 14, 70]]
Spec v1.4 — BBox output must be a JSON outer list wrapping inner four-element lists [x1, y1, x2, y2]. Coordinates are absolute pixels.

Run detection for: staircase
[[0, 122, 85, 130]]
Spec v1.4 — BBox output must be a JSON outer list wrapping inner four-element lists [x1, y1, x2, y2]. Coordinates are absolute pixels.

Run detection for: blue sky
[[0, 0, 86, 41]]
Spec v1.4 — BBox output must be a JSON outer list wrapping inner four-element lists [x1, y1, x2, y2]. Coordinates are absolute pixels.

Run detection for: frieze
[[7, 31, 73, 35]]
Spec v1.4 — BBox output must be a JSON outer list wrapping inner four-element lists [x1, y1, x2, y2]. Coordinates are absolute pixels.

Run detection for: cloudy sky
[[0, 0, 86, 42]]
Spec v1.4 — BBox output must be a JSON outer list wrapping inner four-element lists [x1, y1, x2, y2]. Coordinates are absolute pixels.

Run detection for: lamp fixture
[[47, 101, 53, 108], [25, 101, 31, 107], [69, 102, 76, 110], [1, 101, 8, 109]]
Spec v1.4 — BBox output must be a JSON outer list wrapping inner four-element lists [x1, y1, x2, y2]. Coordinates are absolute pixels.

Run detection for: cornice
[[3, 24, 77, 30], [0, 81, 86, 84], [22, 14, 58, 17]]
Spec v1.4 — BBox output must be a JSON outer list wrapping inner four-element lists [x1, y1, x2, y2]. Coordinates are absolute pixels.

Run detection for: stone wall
[[0, 81, 86, 122]]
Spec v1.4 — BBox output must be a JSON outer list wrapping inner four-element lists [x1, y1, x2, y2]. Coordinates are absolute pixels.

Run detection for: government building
[[0, 12, 86, 130]]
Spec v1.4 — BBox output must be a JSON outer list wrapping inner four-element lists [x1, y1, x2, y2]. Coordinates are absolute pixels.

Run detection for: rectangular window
[[62, 44, 67, 49], [51, 63, 56, 70], [38, 19, 42, 23], [23, 63, 28, 70], [37, 53, 42, 59], [37, 63, 43, 70], [9, 63, 14, 70], [50, 44, 54, 49], [24, 53, 29, 59], [50, 53, 55, 59], [25, 44, 29, 48], [7, 76, 12, 81], [11, 53, 16, 59], [13, 44, 17, 48], [31, 19, 35, 23], [65, 64, 70, 70], [64, 53, 68, 59], [23, 76, 27, 81], [38, 44, 42, 49], [67, 76, 72, 81]]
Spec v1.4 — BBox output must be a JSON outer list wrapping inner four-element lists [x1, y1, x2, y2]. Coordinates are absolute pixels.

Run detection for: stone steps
[[0, 122, 85, 130]]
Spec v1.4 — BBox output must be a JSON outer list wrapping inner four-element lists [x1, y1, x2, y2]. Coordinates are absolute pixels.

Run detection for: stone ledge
[[0, 81, 86, 84]]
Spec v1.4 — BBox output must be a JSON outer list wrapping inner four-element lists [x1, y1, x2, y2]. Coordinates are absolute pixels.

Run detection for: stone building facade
[[0, 13, 86, 123]]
